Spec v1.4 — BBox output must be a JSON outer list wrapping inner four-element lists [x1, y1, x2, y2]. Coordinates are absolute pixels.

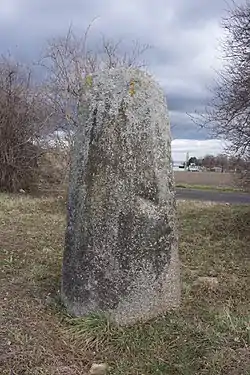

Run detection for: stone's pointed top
[[84, 67, 166, 106]]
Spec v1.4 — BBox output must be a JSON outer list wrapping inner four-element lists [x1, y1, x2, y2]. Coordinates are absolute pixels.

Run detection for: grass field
[[175, 184, 243, 193], [174, 171, 239, 190], [1, 194, 250, 375]]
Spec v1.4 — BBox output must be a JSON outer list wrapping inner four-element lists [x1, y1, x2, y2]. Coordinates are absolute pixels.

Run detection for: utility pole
[[185, 152, 189, 171]]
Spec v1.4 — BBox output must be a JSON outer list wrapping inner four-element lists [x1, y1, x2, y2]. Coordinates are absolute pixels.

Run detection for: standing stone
[[61, 68, 180, 325]]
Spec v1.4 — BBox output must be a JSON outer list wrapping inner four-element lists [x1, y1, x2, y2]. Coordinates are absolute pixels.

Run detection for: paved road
[[176, 188, 250, 205]]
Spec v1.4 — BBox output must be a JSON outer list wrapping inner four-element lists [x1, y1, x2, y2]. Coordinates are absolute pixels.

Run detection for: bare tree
[[41, 24, 150, 136], [0, 56, 52, 192], [39, 24, 150, 179], [202, 1, 250, 159]]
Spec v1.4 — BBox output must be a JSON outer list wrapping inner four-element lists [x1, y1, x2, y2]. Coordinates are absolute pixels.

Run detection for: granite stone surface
[[61, 68, 180, 325]]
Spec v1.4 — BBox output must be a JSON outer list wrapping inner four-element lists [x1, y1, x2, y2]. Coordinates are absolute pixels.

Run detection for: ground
[[0, 194, 250, 375], [174, 171, 239, 190]]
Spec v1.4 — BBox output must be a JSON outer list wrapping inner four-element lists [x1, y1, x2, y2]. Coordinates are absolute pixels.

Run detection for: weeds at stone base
[[0, 194, 250, 375]]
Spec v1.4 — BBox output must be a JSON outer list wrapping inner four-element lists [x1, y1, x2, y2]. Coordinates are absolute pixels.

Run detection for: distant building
[[172, 161, 186, 171]]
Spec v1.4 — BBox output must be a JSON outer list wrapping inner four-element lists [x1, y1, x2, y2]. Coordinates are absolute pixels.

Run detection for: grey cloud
[[173, 0, 227, 27], [167, 92, 207, 113], [0, 0, 237, 139], [171, 122, 207, 140], [166, 0, 245, 28], [169, 111, 207, 140]]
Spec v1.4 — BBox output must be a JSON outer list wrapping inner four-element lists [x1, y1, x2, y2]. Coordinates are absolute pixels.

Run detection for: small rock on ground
[[89, 363, 108, 375], [193, 276, 219, 289]]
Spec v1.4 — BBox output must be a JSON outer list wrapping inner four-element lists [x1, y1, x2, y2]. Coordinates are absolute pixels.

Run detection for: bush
[[0, 57, 46, 193]]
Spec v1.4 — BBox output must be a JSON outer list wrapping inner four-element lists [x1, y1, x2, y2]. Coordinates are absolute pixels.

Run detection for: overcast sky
[[0, 0, 243, 161]]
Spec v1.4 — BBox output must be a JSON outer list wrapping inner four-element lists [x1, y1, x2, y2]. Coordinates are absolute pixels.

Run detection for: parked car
[[188, 163, 200, 172]]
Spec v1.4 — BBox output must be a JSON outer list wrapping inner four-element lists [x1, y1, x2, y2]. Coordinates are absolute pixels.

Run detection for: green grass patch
[[1, 195, 250, 375]]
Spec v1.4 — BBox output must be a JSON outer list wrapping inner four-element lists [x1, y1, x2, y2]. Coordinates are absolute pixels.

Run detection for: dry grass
[[174, 171, 238, 188], [1, 194, 250, 375]]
